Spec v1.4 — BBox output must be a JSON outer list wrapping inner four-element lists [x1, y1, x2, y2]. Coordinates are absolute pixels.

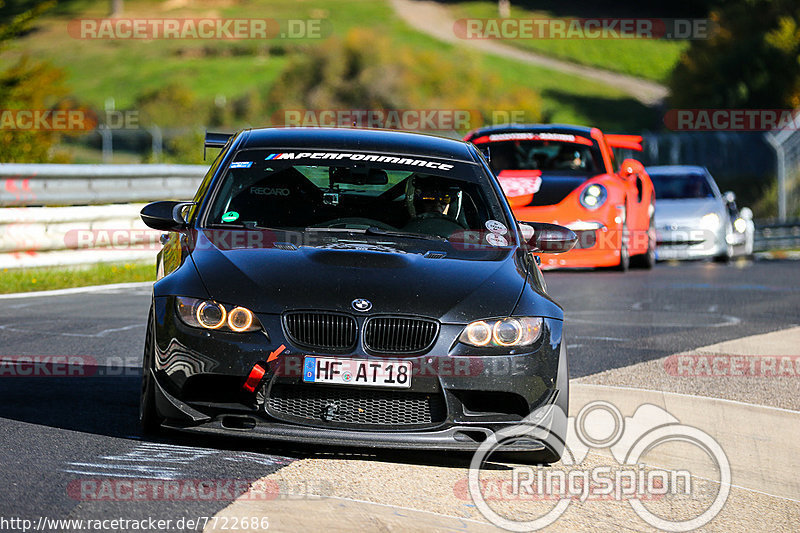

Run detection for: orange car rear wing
[[605, 134, 643, 152]]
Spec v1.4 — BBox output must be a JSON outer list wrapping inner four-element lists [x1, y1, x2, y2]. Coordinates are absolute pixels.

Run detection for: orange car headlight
[[579, 184, 607, 210]]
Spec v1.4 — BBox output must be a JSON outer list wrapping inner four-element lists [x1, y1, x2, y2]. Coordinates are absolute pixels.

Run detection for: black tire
[[713, 242, 733, 263], [631, 217, 655, 269], [612, 222, 630, 272], [140, 306, 163, 434]]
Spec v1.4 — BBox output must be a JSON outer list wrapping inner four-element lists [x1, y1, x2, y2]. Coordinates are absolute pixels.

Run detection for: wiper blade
[[364, 227, 447, 242], [304, 227, 367, 233]]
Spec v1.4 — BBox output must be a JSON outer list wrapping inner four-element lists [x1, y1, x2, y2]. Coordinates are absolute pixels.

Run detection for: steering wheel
[[317, 217, 397, 230], [416, 212, 468, 229]]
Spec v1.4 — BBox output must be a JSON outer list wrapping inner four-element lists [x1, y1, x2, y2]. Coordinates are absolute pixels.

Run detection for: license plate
[[302, 357, 412, 388]]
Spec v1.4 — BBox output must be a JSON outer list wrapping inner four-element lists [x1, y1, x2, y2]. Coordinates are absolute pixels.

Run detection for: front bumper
[[149, 296, 567, 451], [656, 226, 726, 260]]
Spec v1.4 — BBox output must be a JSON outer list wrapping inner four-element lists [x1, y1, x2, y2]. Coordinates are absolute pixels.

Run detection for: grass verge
[[0, 261, 155, 294]]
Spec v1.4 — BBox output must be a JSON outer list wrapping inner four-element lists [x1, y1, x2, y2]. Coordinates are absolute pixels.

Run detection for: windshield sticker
[[497, 175, 542, 197], [251, 187, 290, 196], [485, 233, 508, 247], [473, 132, 592, 146], [221, 211, 239, 222], [265, 152, 454, 171], [485, 220, 508, 235], [230, 161, 253, 168]]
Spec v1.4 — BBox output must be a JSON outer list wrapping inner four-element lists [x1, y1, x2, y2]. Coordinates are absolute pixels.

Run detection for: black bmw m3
[[139, 127, 576, 463]]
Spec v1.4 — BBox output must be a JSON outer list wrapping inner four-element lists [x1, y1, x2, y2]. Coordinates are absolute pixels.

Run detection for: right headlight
[[175, 296, 262, 333], [459, 317, 543, 347], [579, 184, 607, 210]]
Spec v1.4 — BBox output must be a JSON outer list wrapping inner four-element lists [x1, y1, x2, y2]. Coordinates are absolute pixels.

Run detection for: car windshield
[[474, 134, 602, 175], [203, 149, 511, 244], [651, 173, 715, 200]]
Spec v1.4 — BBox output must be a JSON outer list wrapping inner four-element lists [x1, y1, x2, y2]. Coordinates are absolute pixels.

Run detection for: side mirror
[[520, 221, 577, 253], [141, 201, 193, 231], [619, 158, 644, 179], [723, 191, 736, 204]]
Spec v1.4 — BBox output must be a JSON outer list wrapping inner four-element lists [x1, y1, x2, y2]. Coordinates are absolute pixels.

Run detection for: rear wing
[[605, 134, 643, 152], [204, 131, 234, 159]]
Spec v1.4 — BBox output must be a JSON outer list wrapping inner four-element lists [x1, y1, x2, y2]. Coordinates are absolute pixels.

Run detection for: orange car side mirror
[[619, 158, 644, 179]]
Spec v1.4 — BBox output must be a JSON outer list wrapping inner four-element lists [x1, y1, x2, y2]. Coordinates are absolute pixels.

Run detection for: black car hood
[[188, 231, 530, 323]]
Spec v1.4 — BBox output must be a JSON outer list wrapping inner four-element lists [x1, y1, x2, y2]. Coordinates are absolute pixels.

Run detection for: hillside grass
[[448, 1, 687, 83], [1, 0, 661, 148]]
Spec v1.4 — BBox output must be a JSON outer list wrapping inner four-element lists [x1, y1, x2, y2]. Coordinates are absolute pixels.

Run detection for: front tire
[[612, 222, 630, 271], [140, 306, 162, 434], [631, 217, 655, 269]]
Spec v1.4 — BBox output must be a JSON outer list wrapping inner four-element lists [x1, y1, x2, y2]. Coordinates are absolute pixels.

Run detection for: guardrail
[[0, 164, 206, 268], [0, 164, 206, 207], [753, 220, 800, 252]]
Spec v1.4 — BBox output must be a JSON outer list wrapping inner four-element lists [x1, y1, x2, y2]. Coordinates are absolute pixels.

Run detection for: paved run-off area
[[209, 327, 800, 532]]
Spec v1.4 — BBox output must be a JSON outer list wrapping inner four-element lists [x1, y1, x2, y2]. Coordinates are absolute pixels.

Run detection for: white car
[[647, 165, 754, 261]]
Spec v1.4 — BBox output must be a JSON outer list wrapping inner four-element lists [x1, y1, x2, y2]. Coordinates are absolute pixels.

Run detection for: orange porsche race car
[[465, 124, 655, 270]]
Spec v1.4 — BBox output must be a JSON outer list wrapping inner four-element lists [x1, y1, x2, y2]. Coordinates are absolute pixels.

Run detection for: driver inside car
[[402, 176, 466, 238]]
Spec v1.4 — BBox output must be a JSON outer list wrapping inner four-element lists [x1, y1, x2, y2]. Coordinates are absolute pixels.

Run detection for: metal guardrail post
[[765, 132, 787, 222], [100, 126, 113, 163]]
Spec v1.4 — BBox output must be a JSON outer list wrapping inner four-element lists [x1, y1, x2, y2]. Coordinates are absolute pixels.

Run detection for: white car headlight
[[176, 297, 262, 333], [459, 317, 543, 347], [579, 184, 607, 210], [699, 213, 720, 230], [734, 218, 747, 233]]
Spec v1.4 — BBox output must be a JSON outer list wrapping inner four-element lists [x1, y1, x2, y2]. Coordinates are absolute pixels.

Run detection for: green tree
[[265, 28, 541, 133], [1, 1, 77, 163], [669, 0, 800, 109]]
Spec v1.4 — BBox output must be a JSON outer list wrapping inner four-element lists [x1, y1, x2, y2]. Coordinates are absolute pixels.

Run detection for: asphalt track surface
[[0, 259, 798, 530]]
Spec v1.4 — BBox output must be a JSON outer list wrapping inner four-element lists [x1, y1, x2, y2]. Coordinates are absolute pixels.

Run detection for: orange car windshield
[[485, 140, 602, 175]]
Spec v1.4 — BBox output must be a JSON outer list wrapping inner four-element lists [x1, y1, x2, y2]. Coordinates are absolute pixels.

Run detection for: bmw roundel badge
[[352, 298, 372, 312]]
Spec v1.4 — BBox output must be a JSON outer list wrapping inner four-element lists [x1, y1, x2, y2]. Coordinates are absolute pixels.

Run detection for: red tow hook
[[242, 344, 286, 393], [242, 363, 266, 393]]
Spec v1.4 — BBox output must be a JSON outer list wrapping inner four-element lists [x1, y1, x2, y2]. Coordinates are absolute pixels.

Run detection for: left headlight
[[699, 213, 720, 230], [175, 296, 262, 333], [579, 184, 607, 210], [459, 317, 543, 347]]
